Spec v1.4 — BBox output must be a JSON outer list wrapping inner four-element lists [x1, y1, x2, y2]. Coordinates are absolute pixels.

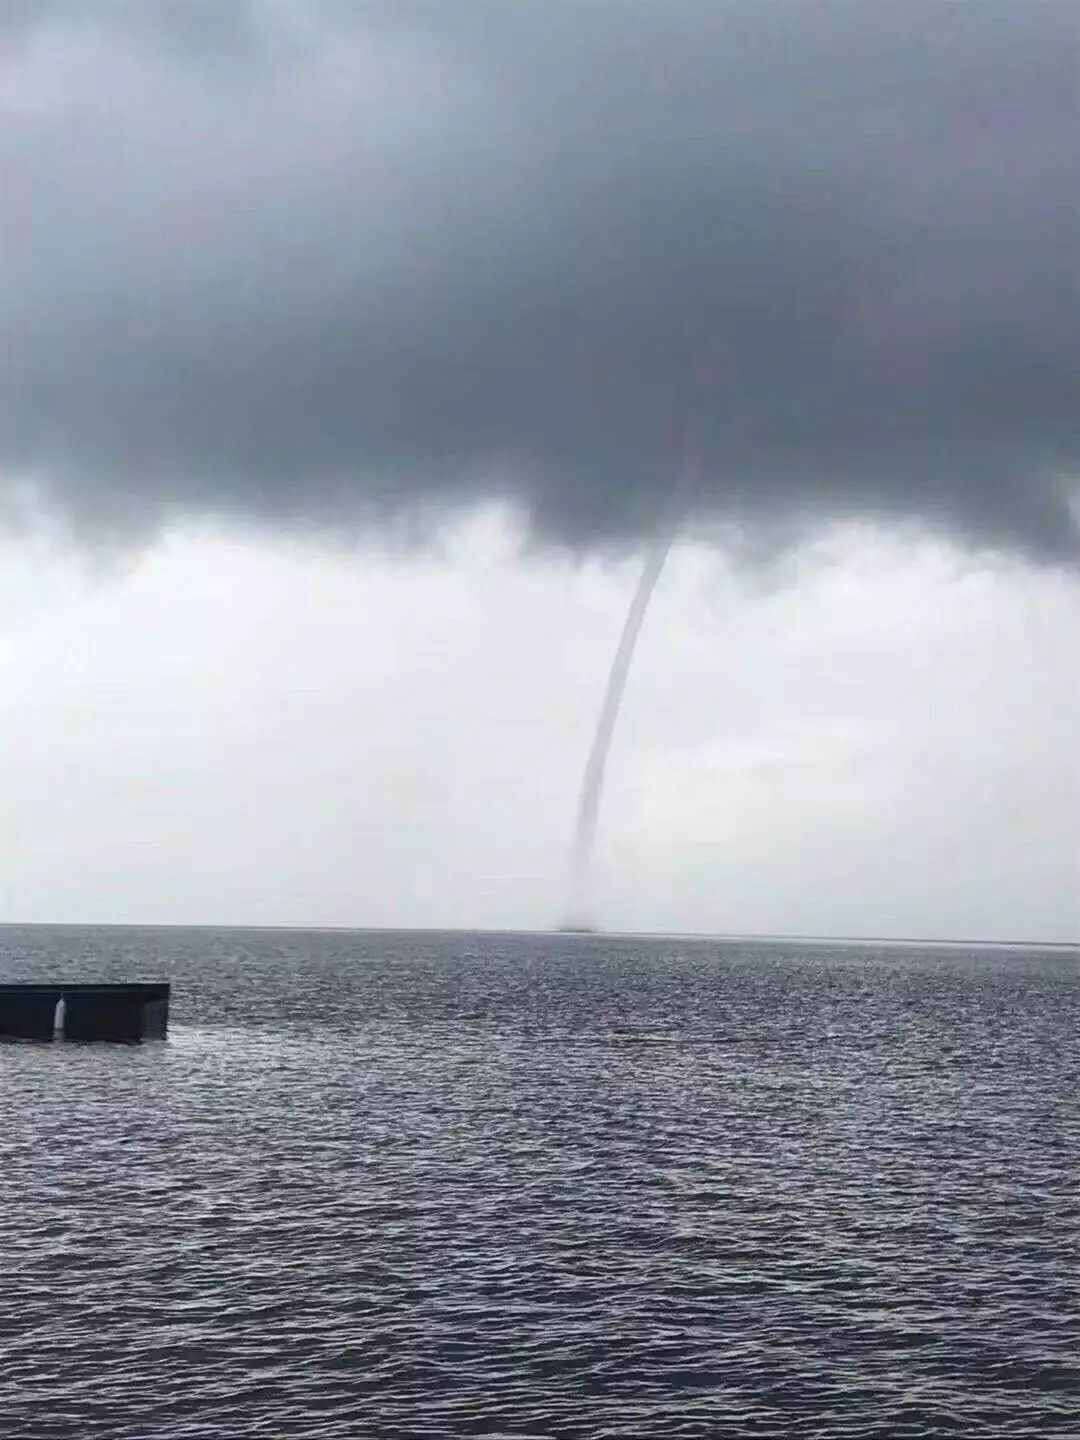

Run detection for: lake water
[[1, 925, 1078, 1438]]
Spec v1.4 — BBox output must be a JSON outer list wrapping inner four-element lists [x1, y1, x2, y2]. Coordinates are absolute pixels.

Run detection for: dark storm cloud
[[2, 1, 1077, 554]]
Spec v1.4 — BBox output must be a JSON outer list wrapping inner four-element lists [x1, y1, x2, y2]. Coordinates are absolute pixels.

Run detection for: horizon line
[[0, 919, 1076, 951]]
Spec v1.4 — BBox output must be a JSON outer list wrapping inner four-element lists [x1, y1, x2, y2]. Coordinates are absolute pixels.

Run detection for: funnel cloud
[[2, 2, 1077, 556]]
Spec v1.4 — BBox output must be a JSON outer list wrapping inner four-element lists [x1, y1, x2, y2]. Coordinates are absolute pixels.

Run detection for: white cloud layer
[[1, 519, 1076, 941]]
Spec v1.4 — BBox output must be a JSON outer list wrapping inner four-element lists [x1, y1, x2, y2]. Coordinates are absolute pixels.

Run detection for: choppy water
[[1, 926, 1078, 1438]]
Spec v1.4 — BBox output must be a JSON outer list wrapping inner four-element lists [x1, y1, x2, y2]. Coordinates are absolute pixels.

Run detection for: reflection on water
[[1, 926, 1078, 1437]]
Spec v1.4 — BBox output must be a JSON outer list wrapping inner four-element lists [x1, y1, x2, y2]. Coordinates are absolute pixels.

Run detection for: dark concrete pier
[[0, 983, 169, 1041]]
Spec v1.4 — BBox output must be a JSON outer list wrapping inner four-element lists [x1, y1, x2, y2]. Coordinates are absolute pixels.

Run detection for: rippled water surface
[[2, 926, 1078, 1438]]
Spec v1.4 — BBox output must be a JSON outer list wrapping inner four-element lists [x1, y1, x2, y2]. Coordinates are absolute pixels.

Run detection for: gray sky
[[1, 3, 1078, 939], [4, 0, 1077, 553], [1, 516, 1077, 941]]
